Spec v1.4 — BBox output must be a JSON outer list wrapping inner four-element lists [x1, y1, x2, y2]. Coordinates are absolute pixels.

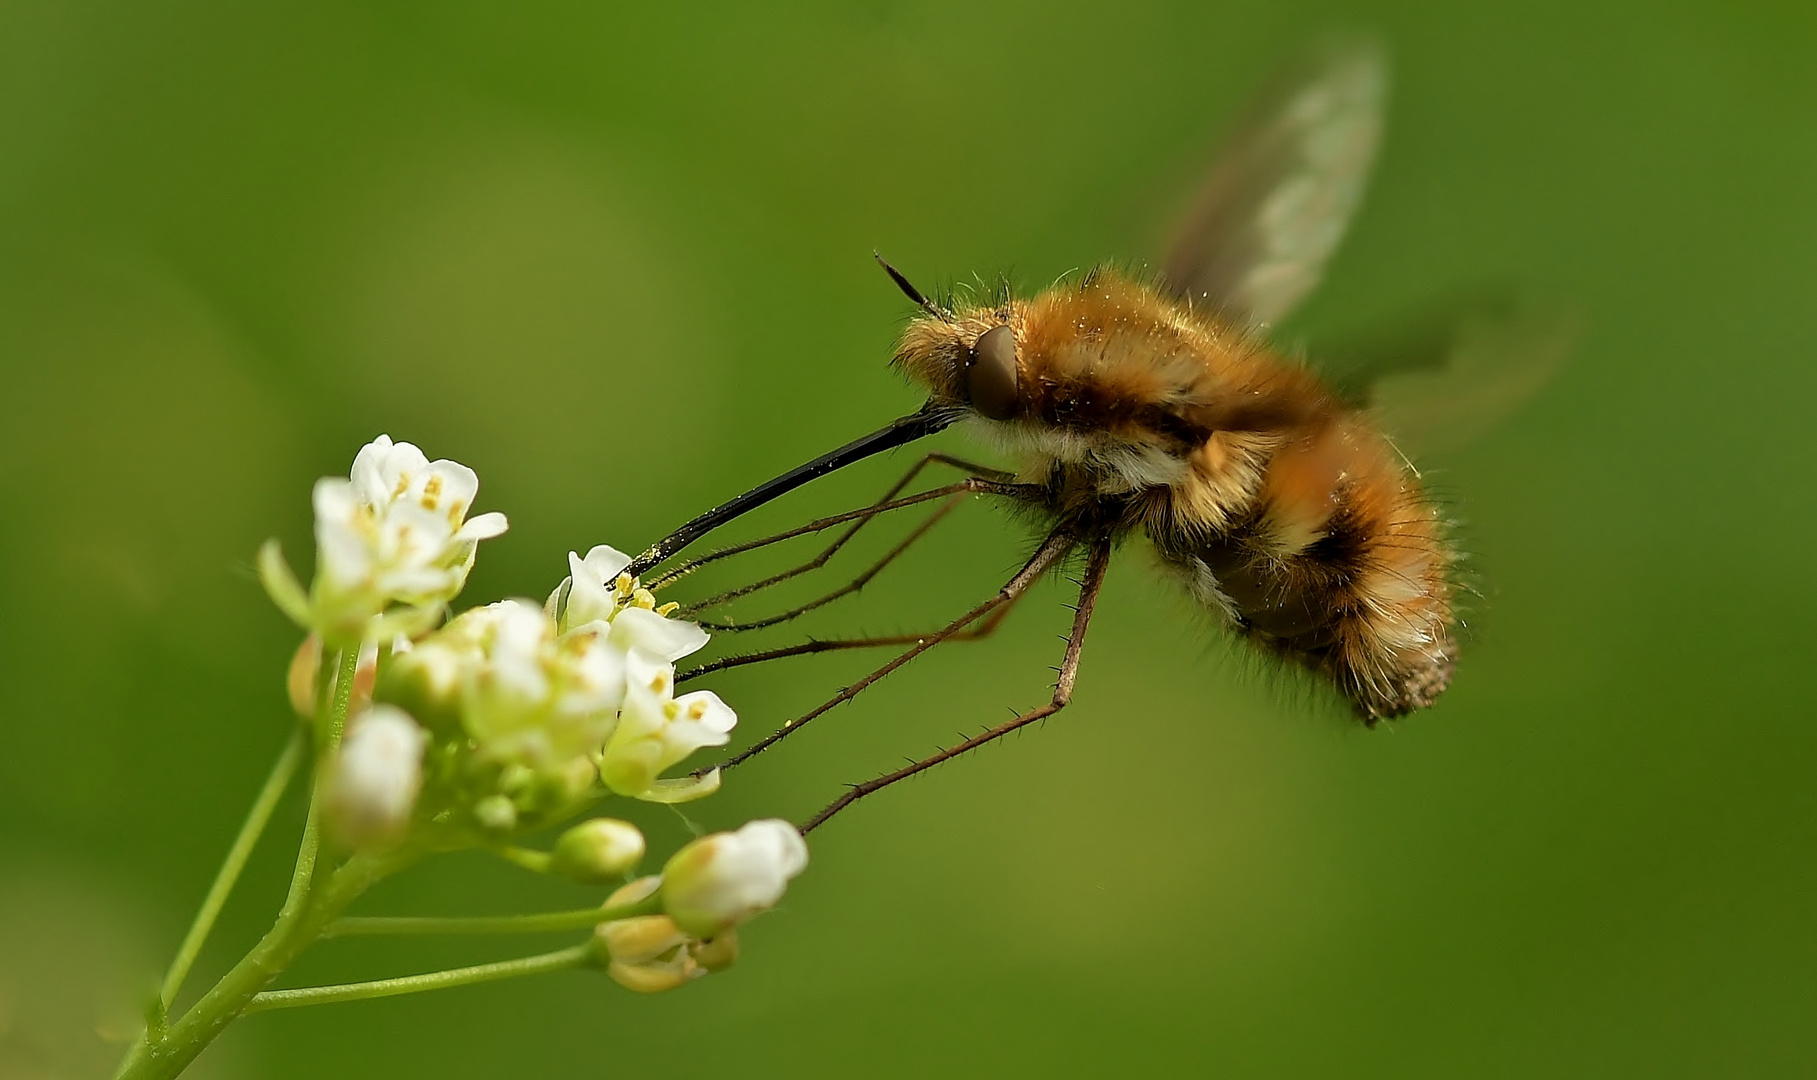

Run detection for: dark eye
[[966, 324, 1020, 421]]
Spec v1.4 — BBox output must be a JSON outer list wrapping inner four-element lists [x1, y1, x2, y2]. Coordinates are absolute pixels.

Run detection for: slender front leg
[[647, 476, 1034, 592], [660, 452, 1006, 602], [800, 535, 1112, 835], [710, 528, 1079, 773], [692, 491, 969, 632]]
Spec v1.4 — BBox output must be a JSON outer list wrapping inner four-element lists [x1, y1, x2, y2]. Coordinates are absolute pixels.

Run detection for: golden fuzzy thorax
[[893, 270, 1456, 720]]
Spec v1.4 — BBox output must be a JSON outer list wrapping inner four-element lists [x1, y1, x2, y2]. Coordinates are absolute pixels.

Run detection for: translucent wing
[[1317, 292, 1581, 457], [1161, 37, 1388, 328]]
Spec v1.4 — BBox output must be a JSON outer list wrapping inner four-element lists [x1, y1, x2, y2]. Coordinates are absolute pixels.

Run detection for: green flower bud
[[550, 819, 645, 883], [473, 794, 518, 834]]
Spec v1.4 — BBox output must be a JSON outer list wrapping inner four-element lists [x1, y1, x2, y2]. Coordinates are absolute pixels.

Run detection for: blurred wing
[[1161, 37, 1388, 328], [1318, 293, 1581, 457]]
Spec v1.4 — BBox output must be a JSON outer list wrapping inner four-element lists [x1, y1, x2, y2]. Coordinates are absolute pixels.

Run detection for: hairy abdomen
[[1152, 415, 1456, 720]]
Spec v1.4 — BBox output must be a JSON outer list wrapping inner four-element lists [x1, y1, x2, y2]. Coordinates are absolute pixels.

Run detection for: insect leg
[[675, 452, 1006, 613], [799, 535, 1112, 835], [689, 491, 965, 631], [706, 528, 1078, 773], [675, 584, 1033, 684]]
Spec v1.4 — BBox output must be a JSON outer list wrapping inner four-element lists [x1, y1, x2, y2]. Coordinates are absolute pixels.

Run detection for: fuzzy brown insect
[[623, 38, 1560, 831], [893, 267, 1455, 720]]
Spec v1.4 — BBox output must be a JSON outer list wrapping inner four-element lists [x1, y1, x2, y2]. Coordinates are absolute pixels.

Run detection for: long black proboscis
[[624, 403, 956, 578]]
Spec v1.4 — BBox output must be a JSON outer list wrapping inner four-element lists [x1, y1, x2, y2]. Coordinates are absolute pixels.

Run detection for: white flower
[[595, 877, 736, 993], [598, 651, 735, 804], [550, 818, 646, 883], [259, 435, 508, 646], [326, 705, 427, 851], [660, 819, 808, 938], [549, 546, 710, 661], [553, 545, 635, 631]]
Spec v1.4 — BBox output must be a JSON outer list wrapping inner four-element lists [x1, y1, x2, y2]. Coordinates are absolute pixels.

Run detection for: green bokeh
[[2, 0, 1813, 1076]]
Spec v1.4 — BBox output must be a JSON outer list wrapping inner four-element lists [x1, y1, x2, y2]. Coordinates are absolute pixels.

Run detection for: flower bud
[[325, 706, 427, 851], [287, 635, 322, 718], [472, 794, 518, 834], [288, 635, 381, 720], [596, 878, 703, 994], [660, 819, 808, 938], [550, 819, 645, 883]]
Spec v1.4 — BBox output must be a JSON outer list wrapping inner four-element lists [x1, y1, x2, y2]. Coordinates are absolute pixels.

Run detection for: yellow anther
[[632, 589, 656, 610], [615, 573, 635, 597], [656, 602, 680, 617]]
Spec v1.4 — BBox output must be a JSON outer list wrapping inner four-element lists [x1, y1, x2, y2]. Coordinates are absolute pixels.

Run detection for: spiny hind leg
[[800, 535, 1111, 834], [704, 529, 1077, 773]]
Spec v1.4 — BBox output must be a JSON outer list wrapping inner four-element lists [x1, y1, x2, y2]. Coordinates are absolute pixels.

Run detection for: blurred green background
[[2, 0, 1814, 1076]]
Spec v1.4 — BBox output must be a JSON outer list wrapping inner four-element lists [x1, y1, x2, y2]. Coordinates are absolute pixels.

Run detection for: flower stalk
[[244, 943, 596, 1013], [158, 726, 306, 1010]]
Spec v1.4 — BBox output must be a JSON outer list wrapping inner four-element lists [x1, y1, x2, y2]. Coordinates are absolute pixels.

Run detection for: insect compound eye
[[966, 323, 1020, 421]]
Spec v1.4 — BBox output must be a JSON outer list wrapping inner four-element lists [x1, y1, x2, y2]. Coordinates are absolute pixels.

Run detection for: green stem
[[279, 647, 358, 923], [159, 728, 306, 1009], [114, 646, 372, 1080], [325, 893, 663, 938], [115, 854, 404, 1080], [244, 943, 594, 1013], [498, 845, 554, 874], [326, 644, 360, 746]]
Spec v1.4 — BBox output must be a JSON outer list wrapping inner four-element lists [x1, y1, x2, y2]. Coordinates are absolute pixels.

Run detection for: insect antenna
[[873, 252, 954, 323]]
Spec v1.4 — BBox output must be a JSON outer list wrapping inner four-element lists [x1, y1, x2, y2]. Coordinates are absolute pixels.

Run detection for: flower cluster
[[258, 435, 808, 994]]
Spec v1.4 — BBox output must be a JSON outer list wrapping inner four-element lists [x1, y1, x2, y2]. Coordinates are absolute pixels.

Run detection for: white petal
[[312, 480, 373, 589], [581, 544, 634, 581], [672, 691, 737, 736], [563, 551, 620, 627], [566, 632, 629, 713], [738, 819, 809, 879], [348, 435, 397, 508], [376, 440, 430, 505], [457, 511, 509, 541], [415, 459, 480, 519], [609, 606, 710, 662], [612, 651, 676, 743]]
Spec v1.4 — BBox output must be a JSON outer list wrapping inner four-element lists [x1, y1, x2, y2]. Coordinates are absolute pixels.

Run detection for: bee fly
[[622, 39, 1562, 832]]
